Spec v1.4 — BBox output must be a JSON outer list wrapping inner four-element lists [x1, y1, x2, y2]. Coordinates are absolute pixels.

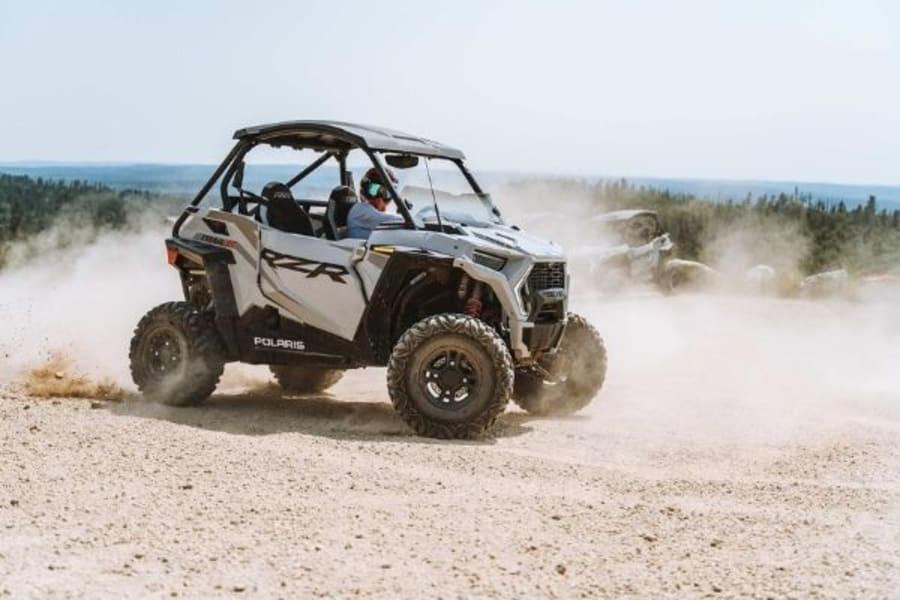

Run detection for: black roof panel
[[233, 120, 465, 160]]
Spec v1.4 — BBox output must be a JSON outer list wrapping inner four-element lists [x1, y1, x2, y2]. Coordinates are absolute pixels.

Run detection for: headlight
[[472, 251, 507, 271]]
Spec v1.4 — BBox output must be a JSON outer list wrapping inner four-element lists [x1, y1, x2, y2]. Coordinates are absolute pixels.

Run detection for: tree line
[[3, 173, 900, 276], [0, 174, 180, 268], [604, 179, 900, 275]]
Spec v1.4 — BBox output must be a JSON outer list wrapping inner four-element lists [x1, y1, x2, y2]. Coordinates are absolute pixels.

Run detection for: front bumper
[[453, 257, 568, 363]]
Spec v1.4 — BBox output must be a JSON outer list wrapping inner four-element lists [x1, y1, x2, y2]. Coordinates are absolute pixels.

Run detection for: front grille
[[527, 262, 566, 291]]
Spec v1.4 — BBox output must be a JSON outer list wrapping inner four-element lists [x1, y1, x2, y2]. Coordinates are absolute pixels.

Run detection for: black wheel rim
[[143, 327, 186, 380], [420, 349, 479, 411]]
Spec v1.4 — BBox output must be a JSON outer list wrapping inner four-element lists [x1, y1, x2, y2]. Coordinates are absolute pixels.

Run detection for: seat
[[259, 182, 314, 236], [324, 185, 358, 240]]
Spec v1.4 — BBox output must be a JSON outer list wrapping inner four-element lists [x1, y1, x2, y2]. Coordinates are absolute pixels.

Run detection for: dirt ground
[[1, 295, 898, 598]]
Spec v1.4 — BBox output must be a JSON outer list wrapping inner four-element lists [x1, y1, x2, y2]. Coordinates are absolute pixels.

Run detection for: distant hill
[[1, 163, 899, 211]]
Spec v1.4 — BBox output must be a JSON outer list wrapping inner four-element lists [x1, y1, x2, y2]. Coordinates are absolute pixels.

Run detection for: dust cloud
[[1, 186, 898, 447], [702, 217, 809, 283], [2, 185, 897, 599], [23, 353, 126, 401], [0, 215, 270, 395], [0, 218, 179, 389], [573, 295, 899, 449], [498, 181, 900, 446]]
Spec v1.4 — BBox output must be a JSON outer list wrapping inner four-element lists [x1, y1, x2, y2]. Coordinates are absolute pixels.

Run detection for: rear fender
[[166, 237, 241, 359]]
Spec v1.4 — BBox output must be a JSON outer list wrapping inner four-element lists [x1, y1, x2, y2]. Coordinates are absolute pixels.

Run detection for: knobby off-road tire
[[387, 314, 514, 440], [269, 366, 344, 394], [129, 302, 225, 406], [513, 312, 607, 416]]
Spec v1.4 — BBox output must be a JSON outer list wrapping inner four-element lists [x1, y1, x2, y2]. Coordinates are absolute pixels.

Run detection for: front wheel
[[129, 302, 225, 406], [387, 314, 514, 439], [513, 313, 607, 416]]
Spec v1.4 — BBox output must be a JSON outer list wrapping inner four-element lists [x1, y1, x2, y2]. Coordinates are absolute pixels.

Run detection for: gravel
[[1, 296, 898, 598]]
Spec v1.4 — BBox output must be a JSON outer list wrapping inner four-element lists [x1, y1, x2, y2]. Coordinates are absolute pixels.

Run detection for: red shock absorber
[[464, 282, 483, 317]]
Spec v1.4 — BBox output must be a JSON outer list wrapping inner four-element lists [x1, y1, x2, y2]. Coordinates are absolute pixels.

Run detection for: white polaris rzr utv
[[130, 120, 607, 439]]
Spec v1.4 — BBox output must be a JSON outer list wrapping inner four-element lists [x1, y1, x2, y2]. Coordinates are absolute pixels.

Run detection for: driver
[[347, 167, 404, 239]]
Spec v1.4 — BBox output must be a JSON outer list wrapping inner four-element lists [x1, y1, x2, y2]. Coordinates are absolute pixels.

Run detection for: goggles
[[365, 181, 391, 201]]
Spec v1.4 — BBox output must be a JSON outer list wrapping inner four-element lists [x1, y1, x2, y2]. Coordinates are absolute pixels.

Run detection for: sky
[[1, 0, 899, 185]]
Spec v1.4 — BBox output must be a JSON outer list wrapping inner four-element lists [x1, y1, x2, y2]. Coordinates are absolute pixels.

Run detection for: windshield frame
[[368, 150, 502, 229]]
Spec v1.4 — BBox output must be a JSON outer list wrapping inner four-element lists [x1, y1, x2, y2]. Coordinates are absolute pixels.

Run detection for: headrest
[[261, 182, 294, 203], [329, 185, 358, 205]]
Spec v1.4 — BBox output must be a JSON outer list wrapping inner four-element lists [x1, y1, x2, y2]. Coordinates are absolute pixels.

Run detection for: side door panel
[[258, 228, 367, 340]]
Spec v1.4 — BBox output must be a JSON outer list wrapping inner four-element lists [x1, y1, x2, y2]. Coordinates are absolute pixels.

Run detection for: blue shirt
[[346, 202, 403, 239]]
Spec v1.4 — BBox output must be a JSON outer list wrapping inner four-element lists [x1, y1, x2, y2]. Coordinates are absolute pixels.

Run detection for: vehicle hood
[[463, 224, 565, 261]]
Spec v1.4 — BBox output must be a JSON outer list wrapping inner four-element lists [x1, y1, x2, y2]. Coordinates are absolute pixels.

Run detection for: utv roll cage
[[173, 120, 484, 237]]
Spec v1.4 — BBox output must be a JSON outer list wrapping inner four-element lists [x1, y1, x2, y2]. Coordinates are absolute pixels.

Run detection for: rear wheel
[[129, 302, 225, 406], [387, 314, 513, 439], [513, 313, 607, 416], [269, 365, 344, 394]]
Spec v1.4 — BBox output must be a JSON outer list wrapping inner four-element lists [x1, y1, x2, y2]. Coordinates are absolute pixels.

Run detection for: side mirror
[[233, 161, 245, 189], [385, 154, 419, 169]]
